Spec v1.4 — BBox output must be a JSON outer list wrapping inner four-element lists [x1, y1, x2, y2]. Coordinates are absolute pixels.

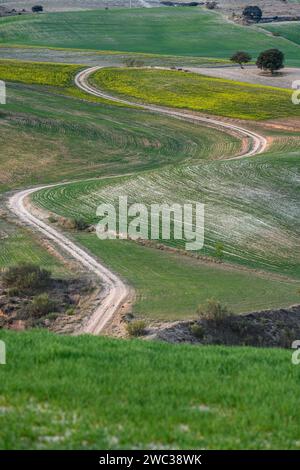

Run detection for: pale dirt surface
[[8, 185, 132, 334], [187, 65, 300, 90]]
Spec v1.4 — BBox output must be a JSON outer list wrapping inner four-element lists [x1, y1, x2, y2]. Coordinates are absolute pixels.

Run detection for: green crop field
[[32, 149, 300, 280], [73, 235, 300, 319], [0, 74, 240, 192], [0, 219, 66, 274], [91, 67, 298, 120], [0, 9, 300, 64], [1, 329, 300, 449], [260, 22, 300, 46]]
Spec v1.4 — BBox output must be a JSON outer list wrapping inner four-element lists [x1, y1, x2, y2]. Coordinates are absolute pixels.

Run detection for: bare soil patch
[[148, 304, 300, 348]]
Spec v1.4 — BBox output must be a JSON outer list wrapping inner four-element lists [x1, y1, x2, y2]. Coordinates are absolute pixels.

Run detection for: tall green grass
[[1, 329, 300, 449]]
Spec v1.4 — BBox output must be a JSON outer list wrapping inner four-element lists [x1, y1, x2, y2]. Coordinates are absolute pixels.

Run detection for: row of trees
[[230, 49, 284, 74]]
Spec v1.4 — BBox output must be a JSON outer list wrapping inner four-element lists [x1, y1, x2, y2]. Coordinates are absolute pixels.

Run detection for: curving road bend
[[8, 185, 129, 334], [75, 66, 268, 159], [8, 66, 268, 335]]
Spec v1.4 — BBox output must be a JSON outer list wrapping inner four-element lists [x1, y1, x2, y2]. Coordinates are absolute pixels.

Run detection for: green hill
[[1, 9, 300, 64]]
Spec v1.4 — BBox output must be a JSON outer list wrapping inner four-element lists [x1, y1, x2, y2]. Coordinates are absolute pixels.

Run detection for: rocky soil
[[147, 305, 300, 348]]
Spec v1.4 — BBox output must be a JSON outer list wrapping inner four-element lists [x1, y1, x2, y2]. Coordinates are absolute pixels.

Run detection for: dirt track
[[7, 66, 267, 335], [75, 66, 267, 158]]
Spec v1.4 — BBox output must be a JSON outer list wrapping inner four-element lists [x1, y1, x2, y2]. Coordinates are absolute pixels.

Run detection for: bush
[[2, 264, 51, 293], [126, 320, 147, 337], [48, 215, 57, 224], [124, 58, 145, 68], [28, 293, 56, 317], [66, 307, 75, 316], [73, 218, 89, 231], [197, 299, 231, 323], [215, 242, 224, 259], [32, 5, 43, 13], [190, 323, 205, 339]]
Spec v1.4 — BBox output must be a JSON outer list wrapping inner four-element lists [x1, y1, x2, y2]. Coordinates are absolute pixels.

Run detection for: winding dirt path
[[8, 184, 130, 334], [8, 66, 267, 335], [75, 66, 267, 158]]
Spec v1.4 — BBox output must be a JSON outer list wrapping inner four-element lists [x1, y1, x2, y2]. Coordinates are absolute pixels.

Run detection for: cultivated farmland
[[91, 67, 299, 120], [1, 9, 300, 64], [1, 4, 300, 452]]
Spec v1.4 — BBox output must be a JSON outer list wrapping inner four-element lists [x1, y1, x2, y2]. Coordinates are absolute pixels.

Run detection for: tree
[[230, 51, 252, 69], [256, 48, 284, 74], [32, 5, 43, 13], [242, 6, 262, 22]]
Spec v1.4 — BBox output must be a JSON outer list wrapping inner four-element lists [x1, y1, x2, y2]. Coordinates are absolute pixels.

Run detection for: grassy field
[[91, 67, 298, 120], [0, 218, 66, 275], [0, 77, 241, 192], [1, 329, 300, 449], [0, 9, 300, 64], [260, 22, 300, 47], [32, 150, 300, 280], [74, 235, 300, 319]]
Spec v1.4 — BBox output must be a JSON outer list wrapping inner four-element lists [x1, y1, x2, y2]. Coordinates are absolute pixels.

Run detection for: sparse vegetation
[[2, 263, 51, 294], [190, 323, 205, 339], [126, 320, 147, 337], [197, 299, 231, 323], [28, 293, 56, 317], [32, 5, 43, 13]]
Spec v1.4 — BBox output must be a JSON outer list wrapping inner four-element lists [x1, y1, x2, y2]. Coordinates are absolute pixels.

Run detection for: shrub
[[2, 264, 51, 293], [66, 307, 75, 316], [197, 299, 231, 323], [7, 287, 20, 297], [32, 5, 43, 13], [48, 215, 57, 224], [190, 323, 205, 339], [73, 218, 89, 231], [126, 320, 146, 337], [215, 242, 224, 259], [28, 293, 56, 317], [124, 58, 145, 68]]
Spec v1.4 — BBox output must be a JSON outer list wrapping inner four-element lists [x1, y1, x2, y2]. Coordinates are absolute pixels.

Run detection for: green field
[[73, 235, 300, 319], [0, 76, 240, 192], [0, 59, 80, 87], [1, 9, 300, 64], [0, 218, 66, 275], [1, 329, 300, 449], [32, 150, 300, 280], [261, 22, 300, 46], [91, 67, 298, 120]]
